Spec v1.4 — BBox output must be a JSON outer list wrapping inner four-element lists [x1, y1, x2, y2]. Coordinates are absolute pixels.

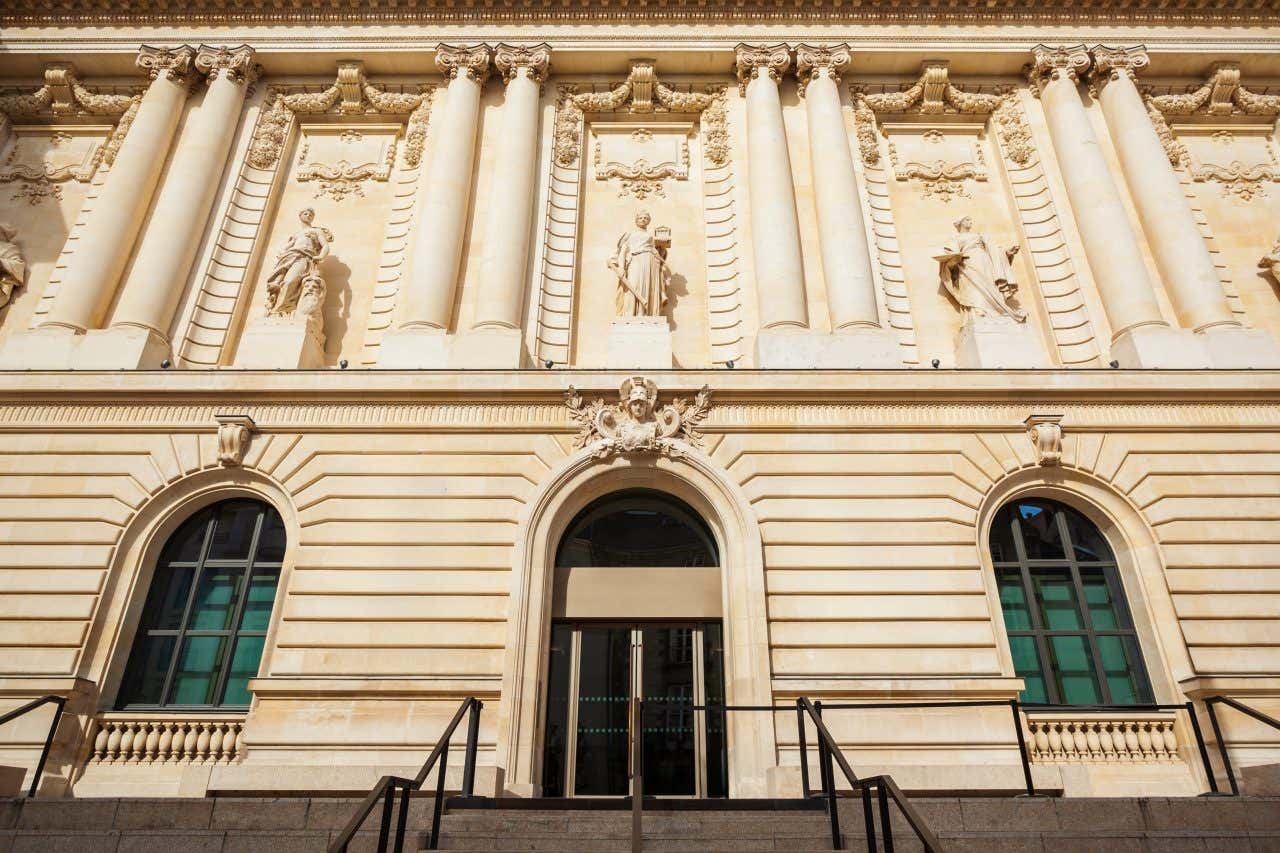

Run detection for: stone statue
[[0, 224, 26, 311], [265, 208, 332, 326], [1260, 234, 1280, 285], [934, 216, 1026, 323], [565, 376, 711, 459], [609, 210, 671, 317]]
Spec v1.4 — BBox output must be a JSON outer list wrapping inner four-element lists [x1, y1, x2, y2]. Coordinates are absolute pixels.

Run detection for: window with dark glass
[[990, 498, 1153, 706], [555, 489, 718, 568], [117, 499, 285, 709]]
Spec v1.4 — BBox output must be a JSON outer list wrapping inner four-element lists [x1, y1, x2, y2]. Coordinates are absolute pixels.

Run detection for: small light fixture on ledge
[[726, 360, 735, 369], [160, 359, 171, 369], [931, 358, 940, 368], [1109, 359, 1119, 369], [544, 359, 555, 369], [339, 359, 349, 369]]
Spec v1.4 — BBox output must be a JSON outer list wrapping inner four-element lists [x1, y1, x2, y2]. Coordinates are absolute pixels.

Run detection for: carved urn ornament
[[566, 376, 711, 459]]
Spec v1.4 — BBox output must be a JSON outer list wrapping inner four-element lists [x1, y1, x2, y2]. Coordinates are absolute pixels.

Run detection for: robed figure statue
[[934, 216, 1026, 323], [0, 224, 26, 311], [609, 211, 671, 317], [265, 208, 332, 318]]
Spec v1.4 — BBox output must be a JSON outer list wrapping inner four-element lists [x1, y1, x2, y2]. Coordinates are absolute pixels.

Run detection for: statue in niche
[[934, 216, 1026, 324], [265, 207, 333, 337], [1260, 233, 1280, 285], [0, 225, 26, 311], [609, 210, 672, 317]]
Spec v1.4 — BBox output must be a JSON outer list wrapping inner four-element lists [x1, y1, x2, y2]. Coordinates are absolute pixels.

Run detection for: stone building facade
[[0, 0, 1278, 802]]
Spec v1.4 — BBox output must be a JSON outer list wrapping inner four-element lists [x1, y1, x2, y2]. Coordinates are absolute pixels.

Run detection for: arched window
[[117, 499, 285, 709], [989, 497, 1153, 706], [556, 489, 718, 568]]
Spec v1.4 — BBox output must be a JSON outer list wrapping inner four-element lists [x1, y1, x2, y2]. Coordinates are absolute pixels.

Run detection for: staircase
[[2, 794, 1278, 852]]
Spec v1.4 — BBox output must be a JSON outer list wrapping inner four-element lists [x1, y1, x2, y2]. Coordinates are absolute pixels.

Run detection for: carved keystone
[[1025, 413, 1064, 467], [216, 414, 256, 467]]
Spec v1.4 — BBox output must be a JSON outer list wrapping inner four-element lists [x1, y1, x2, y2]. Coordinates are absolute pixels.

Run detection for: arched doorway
[[540, 489, 728, 798]]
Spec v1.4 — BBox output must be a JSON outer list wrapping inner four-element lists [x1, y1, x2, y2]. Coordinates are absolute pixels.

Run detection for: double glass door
[[542, 622, 727, 798]]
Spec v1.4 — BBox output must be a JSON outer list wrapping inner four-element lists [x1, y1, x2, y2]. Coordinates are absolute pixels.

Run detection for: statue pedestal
[[450, 327, 525, 369], [754, 328, 903, 368], [955, 316, 1049, 369], [0, 324, 171, 369], [1110, 324, 1208, 369], [607, 316, 672, 369], [234, 315, 326, 369]]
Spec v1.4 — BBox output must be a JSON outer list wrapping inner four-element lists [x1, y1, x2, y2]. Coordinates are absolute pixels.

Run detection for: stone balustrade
[[89, 714, 245, 765], [1024, 712, 1181, 763]]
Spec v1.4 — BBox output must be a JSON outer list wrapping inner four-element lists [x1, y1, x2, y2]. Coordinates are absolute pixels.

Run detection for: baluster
[[1047, 722, 1063, 759], [143, 722, 161, 763], [156, 722, 174, 762], [118, 721, 139, 763], [1085, 721, 1102, 760], [195, 722, 212, 763], [233, 723, 245, 762], [1098, 722, 1117, 761], [1070, 722, 1089, 760], [181, 722, 198, 762], [1123, 722, 1140, 761], [1137, 722, 1154, 759], [105, 722, 123, 763], [1160, 720, 1178, 761], [92, 722, 110, 762]]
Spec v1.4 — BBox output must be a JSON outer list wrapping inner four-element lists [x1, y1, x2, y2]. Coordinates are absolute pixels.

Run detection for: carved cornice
[[1088, 44, 1149, 95], [5, 0, 1278, 24], [1025, 44, 1091, 98], [136, 44, 198, 86], [734, 43, 790, 95], [494, 43, 551, 86], [436, 43, 493, 84], [194, 44, 259, 86], [794, 43, 850, 95]]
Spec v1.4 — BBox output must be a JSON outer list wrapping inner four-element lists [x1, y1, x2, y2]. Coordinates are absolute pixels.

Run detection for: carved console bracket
[[215, 414, 256, 467], [1025, 413, 1064, 467], [565, 376, 711, 459]]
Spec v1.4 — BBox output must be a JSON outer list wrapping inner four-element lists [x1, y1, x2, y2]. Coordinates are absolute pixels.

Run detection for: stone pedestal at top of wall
[[955, 316, 1050, 370], [1199, 327, 1280, 369], [234, 315, 326, 369], [450, 327, 525, 369], [0, 324, 170, 370], [1110, 324, 1210, 370], [607, 316, 672, 369], [754, 327, 902, 369]]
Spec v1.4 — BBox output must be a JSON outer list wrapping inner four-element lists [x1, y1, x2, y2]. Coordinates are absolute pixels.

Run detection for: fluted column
[[42, 45, 196, 333], [1026, 45, 1193, 366], [108, 45, 258, 364], [735, 44, 808, 331], [400, 44, 491, 332], [472, 44, 550, 333], [1089, 46, 1237, 334], [795, 44, 880, 331]]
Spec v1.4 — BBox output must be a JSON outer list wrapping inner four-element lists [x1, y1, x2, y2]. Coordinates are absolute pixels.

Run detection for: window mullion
[[1061, 512, 1112, 705], [160, 513, 217, 706], [212, 508, 266, 706]]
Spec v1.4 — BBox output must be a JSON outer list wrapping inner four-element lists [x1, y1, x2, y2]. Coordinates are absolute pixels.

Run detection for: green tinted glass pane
[[119, 634, 176, 706], [1049, 635, 1101, 704], [239, 568, 280, 631], [1033, 570, 1084, 630], [255, 511, 286, 563], [1009, 635, 1048, 704], [1081, 568, 1120, 630], [169, 635, 228, 705], [1061, 506, 1113, 563], [997, 570, 1032, 630], [207, 501, 261, 561], [141, 566, 195, 631], [189, 568, 244, 630], [1016, 502, 1066, 560], [165, 509, 211, 563], [989, 512, 1019, 563], [1097, 635, 1150, 705], [222, 635, 266, 706]]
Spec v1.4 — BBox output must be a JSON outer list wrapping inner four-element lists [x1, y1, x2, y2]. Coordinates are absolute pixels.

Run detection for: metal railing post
[[26, 696, 65, 799], [877, 783, 894, 853], [1185, 701, 1219, 794], [860, 783, 875, 853], [429, 743, 450, 849], [796, 699, 811, 798], [1010, 699, 1036, 797], [376, 780, 395, 853], [392, 783, 411, 853], [462, 698, 482, 798], [1204, 699, 1239, 796]]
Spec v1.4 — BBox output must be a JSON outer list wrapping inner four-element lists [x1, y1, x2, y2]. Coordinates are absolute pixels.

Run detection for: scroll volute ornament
[[1025, 414, 1064, 467], [216, 415, 256, 467], [734, 44, 791, 95], [494, 43, 552, 86], [794, 44, 851, 96], [194, 44, 258, 86], [1025, 44, 1092, 97], [136, 45, 198, 86], [1088, 45, 1150, 95], [436, 44, 494, 84]]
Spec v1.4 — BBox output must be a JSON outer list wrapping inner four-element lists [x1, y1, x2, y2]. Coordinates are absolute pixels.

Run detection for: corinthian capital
[[494, 43, 551, 86], [734, 43, 791, 95], [137, 45, 198, 85], [195, 44, 259, 86], [1025, 44, 1091, 98], [1089, 45, 1149, 93], [794, 44, 851, 95], [437, 44, 493, 85]]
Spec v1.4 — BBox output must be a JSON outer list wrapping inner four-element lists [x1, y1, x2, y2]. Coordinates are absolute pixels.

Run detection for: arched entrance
[[541, 490, 727, 797]]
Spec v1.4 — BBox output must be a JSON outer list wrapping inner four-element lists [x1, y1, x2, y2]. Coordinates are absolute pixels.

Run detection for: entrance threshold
[[445, 796, 828, 812]]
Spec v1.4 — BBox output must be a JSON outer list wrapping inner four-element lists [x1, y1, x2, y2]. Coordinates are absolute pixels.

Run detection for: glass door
[[542, 621, 727, 798]]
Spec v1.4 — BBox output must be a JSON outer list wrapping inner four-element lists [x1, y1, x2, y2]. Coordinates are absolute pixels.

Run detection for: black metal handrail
[[1203, 695, 1280, 796], [328, 696, 483, 853], [798, 698, 942, 852], [0, 694, 67, 798]]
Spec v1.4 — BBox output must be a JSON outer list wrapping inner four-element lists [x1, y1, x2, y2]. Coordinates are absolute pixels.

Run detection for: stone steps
[[0, 794, 1277, 852]]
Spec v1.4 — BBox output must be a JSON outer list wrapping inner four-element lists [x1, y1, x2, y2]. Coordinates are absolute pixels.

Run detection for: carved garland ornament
[[0, 61, 145, 204], [566, 377, 712, 459], [1143, 61, 1280, 202], [246, 61, 434, 172]]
